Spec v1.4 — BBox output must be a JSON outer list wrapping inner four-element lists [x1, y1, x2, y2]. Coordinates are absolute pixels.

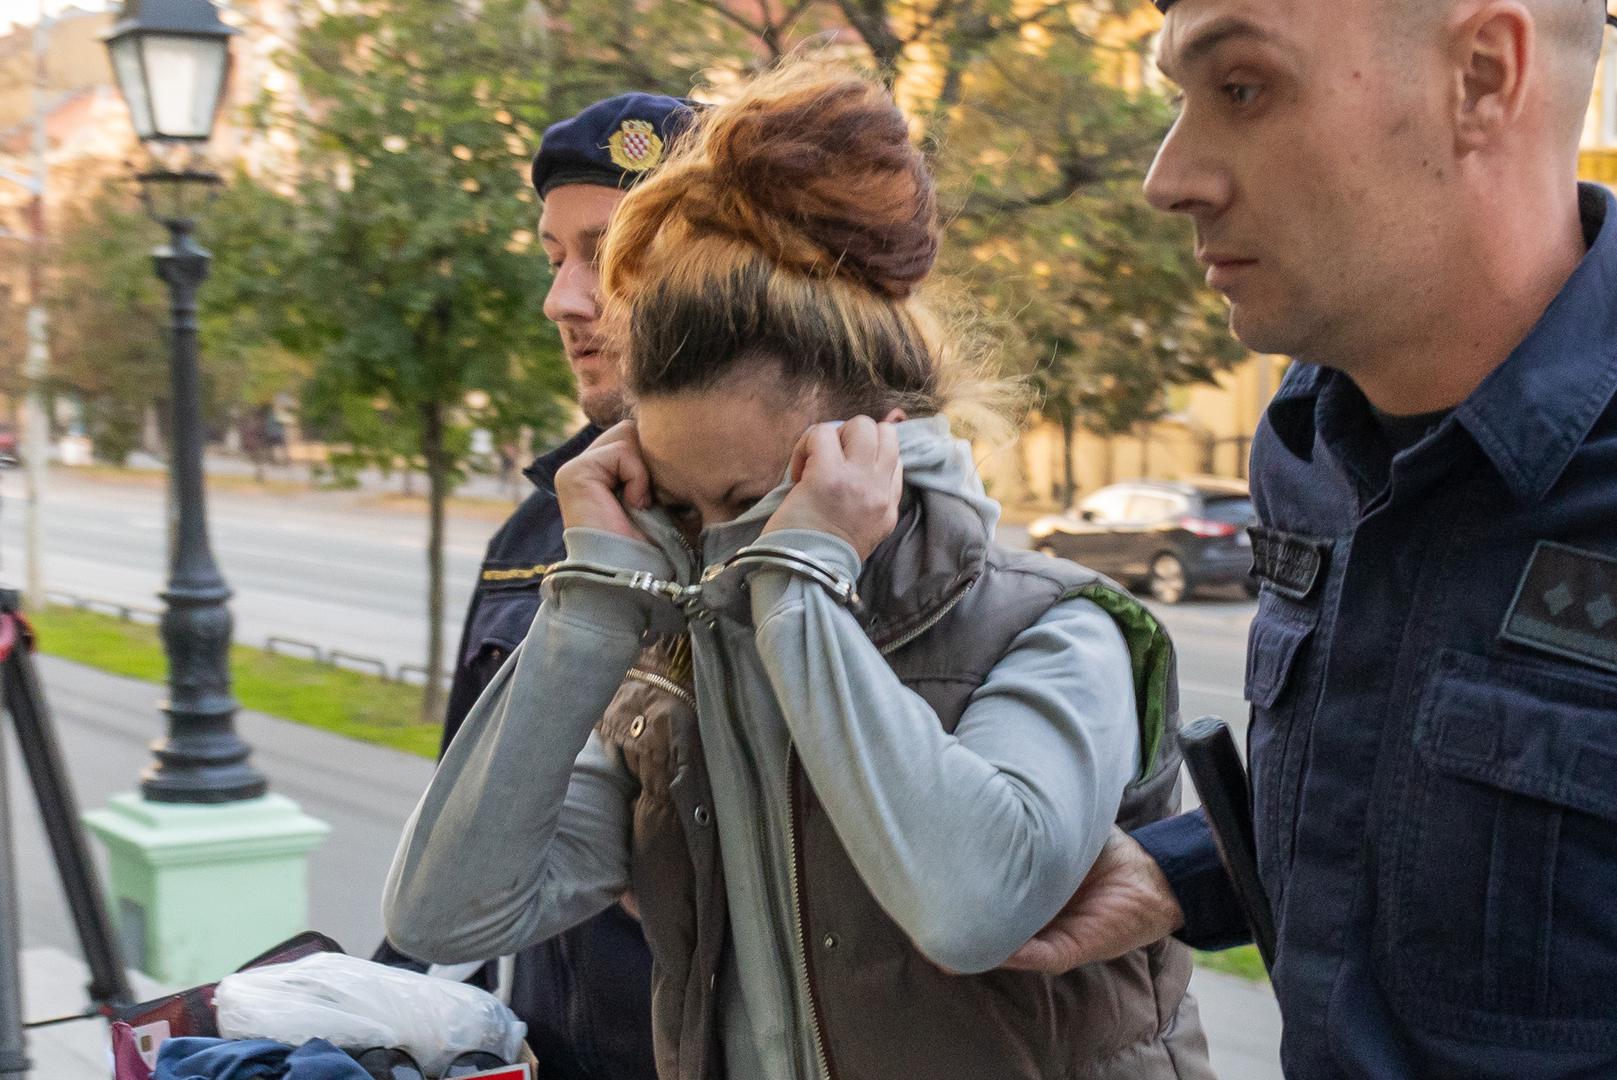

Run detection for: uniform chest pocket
[[1244, 592, 1316, 709], [1378, 648, 1617, 1049], [1244, 590, 1320, 895]]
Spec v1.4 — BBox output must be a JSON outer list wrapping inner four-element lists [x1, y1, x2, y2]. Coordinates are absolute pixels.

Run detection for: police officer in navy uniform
[[378, 93, 694, 1080], [1004, 1, 1617, 1076]]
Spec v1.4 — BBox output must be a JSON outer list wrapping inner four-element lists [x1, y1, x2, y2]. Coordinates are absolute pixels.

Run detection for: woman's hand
[[554, 421, 653, 544], [762, 416, 902, 561]]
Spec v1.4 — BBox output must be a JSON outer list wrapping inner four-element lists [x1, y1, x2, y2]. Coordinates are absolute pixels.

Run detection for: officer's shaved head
[[1383, 0, 1603, 52], [1379, 0, 1602, 145], [1539, 0, 1605, 143], [1147, 0, 1600, 407]]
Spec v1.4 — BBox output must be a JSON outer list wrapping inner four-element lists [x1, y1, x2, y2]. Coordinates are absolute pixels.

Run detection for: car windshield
[[1200, 497, 1255, 524]]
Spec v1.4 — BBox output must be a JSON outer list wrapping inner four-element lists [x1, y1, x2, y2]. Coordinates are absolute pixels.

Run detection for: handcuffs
[[542, 543, 863, 628]]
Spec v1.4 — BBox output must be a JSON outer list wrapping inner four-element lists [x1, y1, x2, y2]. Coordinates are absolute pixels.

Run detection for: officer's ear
[[1448, 1, 1532, 154]]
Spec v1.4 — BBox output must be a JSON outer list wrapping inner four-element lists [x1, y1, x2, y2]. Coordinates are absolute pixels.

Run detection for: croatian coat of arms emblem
[[608, 119, 664, 173]]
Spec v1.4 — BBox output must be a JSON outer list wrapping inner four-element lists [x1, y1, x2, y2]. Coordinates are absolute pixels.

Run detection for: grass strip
[[28, 606, 441, 760], [1195, 945, 1268, 982]]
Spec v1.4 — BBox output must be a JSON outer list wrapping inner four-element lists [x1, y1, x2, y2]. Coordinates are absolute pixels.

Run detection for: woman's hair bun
[[600, 60, 1012, 437], [685, 65, 939, 299]]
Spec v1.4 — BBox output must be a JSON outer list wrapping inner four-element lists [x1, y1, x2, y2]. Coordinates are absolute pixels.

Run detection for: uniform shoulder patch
[[1248, 526, 1332, 601], [607, 119, 664, 173], [1499, 541, 1617, 674], [481, 563, 549, 583]]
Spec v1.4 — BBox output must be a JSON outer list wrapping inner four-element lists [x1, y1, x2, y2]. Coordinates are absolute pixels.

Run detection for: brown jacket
[[598, 487, 1214, 1080]]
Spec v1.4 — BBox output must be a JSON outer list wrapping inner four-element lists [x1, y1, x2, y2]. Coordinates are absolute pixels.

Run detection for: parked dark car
[[1027, 479, 1259, 603]]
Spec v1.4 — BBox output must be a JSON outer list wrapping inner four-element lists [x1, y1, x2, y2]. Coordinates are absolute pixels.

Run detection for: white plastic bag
[[214, 952, 526, 1075]]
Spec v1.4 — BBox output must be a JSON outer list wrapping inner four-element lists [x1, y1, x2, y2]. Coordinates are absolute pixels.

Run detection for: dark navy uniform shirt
[[1139, 184, 1617, 1079], [384, 423, 658, 1080], [439, 424, 600, 752]]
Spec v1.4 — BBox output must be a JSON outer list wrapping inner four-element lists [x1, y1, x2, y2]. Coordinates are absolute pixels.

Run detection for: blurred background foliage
[[2, 0, 1245, 712]]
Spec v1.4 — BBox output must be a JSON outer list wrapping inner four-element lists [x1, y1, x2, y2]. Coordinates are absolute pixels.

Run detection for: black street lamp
[[104, 0, 264, 803]]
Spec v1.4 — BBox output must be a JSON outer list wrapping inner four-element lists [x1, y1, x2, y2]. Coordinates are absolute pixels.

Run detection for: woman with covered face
[[386, 63, 1212, 1080]]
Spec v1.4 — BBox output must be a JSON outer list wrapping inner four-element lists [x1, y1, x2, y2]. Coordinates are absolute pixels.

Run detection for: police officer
[[1004, 1, 1617, 1076], [377, 92, 694, 1080]]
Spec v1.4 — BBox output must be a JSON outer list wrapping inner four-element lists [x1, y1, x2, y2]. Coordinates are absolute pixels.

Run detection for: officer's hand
[[1000, 828, 1185, 974], [762, 417, 902, 561], [555, 421, 652, 544]]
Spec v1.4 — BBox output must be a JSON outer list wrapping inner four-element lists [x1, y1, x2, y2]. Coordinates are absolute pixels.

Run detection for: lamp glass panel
[[141, 35, 228, 140], [109, 36, 156, 139]]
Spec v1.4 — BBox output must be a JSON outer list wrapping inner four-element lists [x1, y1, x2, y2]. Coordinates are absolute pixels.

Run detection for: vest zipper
[[770, 576, 976, 1079], [693, 617, 818, 1080], [625, 667, 697, 711], [876, 578, 977, 656], [786, 749, 835, 1080]]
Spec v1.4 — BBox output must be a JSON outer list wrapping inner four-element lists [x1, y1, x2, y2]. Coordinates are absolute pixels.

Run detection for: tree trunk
[[420, 401, 449, 725], [833, 0, 904, 83], [1059, 408, 1078, 508]]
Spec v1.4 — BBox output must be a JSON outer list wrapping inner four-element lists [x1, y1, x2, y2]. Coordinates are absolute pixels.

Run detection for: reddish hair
[[600, 63, 949, 418]]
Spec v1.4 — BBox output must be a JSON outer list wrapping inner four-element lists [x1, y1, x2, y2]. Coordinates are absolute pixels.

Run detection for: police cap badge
[[608, 118, 663, 172], [531, 93, 697, 198]]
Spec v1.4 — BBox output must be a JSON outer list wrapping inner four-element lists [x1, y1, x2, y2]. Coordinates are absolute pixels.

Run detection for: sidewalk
[[13, 657, 1282, 1078], [126, 449, 532, 509], [16, 948, 167, 1080]]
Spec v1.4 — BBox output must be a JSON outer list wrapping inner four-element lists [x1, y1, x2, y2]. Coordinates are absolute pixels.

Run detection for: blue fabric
[[530, 94, 697, 197], [1133, 808, 1248, 951], [1147, 183, 1617, 1078], [154, 1038, 367, 1080]]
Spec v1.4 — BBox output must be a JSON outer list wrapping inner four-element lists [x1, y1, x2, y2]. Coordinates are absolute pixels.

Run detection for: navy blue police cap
[[531, 93, 697, 198]]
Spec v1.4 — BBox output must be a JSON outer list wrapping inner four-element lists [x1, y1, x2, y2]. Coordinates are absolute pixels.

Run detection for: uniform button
[[693, 805, 711, 826], [822, 934, 838, 951], [629, 715, 646, 738]]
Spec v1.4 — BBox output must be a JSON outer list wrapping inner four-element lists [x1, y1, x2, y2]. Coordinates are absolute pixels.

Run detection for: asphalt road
[[0, 470, 490, 678], [0, 469, 1255, 731]]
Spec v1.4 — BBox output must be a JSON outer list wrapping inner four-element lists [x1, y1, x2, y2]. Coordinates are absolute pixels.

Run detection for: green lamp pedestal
[[83, 793, 330, 986]]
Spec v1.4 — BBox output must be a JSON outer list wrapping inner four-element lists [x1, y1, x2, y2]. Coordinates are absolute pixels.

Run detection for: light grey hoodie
[[384, 416, 1139, 1080]]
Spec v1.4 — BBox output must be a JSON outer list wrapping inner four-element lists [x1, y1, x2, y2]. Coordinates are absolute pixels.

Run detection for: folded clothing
[[154, 1037, 368, 1080]]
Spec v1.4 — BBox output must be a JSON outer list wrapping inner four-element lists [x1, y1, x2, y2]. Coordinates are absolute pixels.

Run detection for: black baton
[[1179, 715, 1277, 973]]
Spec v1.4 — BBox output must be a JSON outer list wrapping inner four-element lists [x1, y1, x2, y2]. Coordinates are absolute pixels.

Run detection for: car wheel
[[1149, 553, 1189, 604]]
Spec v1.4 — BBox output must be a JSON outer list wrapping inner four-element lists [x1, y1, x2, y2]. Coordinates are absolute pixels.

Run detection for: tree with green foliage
[[40, 176, 312, 467], [936, 20, 1245, 500], [260, 0, 572, 719], [631, 0, 1244, 502], [195, 175, 317, 476], [46, 186, 167, 465]]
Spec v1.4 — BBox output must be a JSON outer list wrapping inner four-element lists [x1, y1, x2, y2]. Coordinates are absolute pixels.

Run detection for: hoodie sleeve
[[749, 528, 1140, 975], [382, 528, 664, 964]]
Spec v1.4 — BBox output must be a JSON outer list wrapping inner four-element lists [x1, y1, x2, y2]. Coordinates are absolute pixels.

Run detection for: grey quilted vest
[[597, 485, 1214, 1080]]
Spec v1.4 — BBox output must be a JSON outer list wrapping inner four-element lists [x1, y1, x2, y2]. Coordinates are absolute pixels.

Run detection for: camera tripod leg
[[0, 716, 34, 1080], [1, 622, 132, 1013]]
